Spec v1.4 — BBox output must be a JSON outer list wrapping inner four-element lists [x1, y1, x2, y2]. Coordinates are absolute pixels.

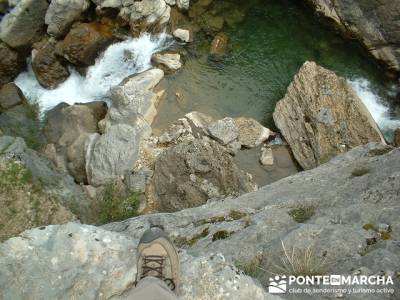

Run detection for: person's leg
[[128, 227, 180, 300], [128, 276, 177, 300]]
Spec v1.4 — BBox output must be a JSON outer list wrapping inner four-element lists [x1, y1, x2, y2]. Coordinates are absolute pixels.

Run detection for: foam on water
[[349, 78, 400, 133], [15, 33, 169, 112]]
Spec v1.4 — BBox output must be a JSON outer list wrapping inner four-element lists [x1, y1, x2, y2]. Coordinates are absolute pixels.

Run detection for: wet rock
[[32, 38, 70, 89], [173, 28, 191, 42], [45, 0, 91, 38], [207, 117, 239, 145], [0, 0, 8, 15], [151, 52, 182, 74], [92, 0, 123, 9], [102, 68, 164, 131], [57, 22, 115, 66], [394, 128, 400, 147], [306, 0, 400, 74], [273, 61, 385, 170], [177, 0, 190, 11], [0, 83, 25, 111], [128, 0, 171, 35], [43, 102, 107, 183], [0, 42, 25, 87], [152, 139, 256, 212], [0, 0, 48, 49], [234, 117, 273, 148], [201, 14, 224, 34], [85, 123, 151, 187], [210, 32, 229, 57], [260, 146, 274, 166]]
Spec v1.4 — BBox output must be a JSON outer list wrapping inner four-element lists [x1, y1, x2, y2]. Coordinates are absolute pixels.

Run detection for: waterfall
[[15, 33, 170, 112], [349, 78, 400, 135]]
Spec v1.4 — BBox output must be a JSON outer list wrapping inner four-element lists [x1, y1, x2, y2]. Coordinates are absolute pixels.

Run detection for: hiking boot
[[136, 227, 180, 293]]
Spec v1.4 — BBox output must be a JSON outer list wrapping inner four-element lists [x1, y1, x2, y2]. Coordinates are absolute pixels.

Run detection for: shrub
[[99, 183, 141, 224], [271, 241, 328, 276], [288, 204, 316, 223], [351, 167, 369, 177]]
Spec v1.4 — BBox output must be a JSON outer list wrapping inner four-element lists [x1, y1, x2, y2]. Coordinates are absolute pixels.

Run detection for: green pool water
[[153, 0, 398, 133]]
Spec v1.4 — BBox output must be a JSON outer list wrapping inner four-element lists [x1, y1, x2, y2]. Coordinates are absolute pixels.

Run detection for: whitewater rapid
[[15, 33, 170, 112], [14, 34, 400, 138], [349, 78, 400, 134]]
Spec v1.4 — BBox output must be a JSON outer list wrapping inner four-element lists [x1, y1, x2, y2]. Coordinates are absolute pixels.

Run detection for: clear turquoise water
[[153, 0, 398, 133]]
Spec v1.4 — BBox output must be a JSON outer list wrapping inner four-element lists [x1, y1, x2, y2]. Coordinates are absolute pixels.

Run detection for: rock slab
[[273, 61, 384, 170]]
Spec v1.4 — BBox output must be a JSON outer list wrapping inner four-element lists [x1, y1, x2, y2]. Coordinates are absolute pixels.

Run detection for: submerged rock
[[273, 61, 385, 170], [0, 42, 25, 87], [151, 139, 256, 212], [305, 0, 400, 74], [151, 52, 182, 74], [32, 38, 70, 89], [57, 22, 115, 66], [0, 0, 48, 49], [210, 31, 229, 57], [173, 28, 191, 42], [45, 0, 91, 38], [260, 146, 274, 166]]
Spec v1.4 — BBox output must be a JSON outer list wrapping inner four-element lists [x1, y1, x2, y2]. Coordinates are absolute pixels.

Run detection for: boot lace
[[140, 255, 176, 291]]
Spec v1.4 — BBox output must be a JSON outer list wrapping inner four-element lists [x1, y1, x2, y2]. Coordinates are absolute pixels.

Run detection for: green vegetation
[[99, 183, 141, 224], [235, 256, 264, 278], [288, 204, 316, 223], [212, 230, 233, 241], [368, 146, 393, 157], [174, 227, 210, 248], [362, 223, 392, 240], [351, 167, 370, 177], [194, 210, 248, 226], [0, 160, 33, 192]]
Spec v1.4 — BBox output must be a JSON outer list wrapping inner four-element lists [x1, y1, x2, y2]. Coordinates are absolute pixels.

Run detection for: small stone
[[234, 117, 273, 148], [173, 28, 191, 42], [260, 146, 274, 166], [151, 52, 182, 74], [207, 117, 239, 145]]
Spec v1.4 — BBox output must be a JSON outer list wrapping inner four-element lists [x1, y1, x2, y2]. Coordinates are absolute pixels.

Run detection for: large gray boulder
[[128, 0, 171, 34], [305, 0, 400, 74], [102, 68, 164, 131], [0, 222, 272, 300], [43, 102, 107, 183], [85, 123, 151, 187], [45, 0, 90, 38], [1, 143, 399, 299], [151, 139, 257, 212], [0, 0, 48, 48], [273, 61, 385, 170]]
